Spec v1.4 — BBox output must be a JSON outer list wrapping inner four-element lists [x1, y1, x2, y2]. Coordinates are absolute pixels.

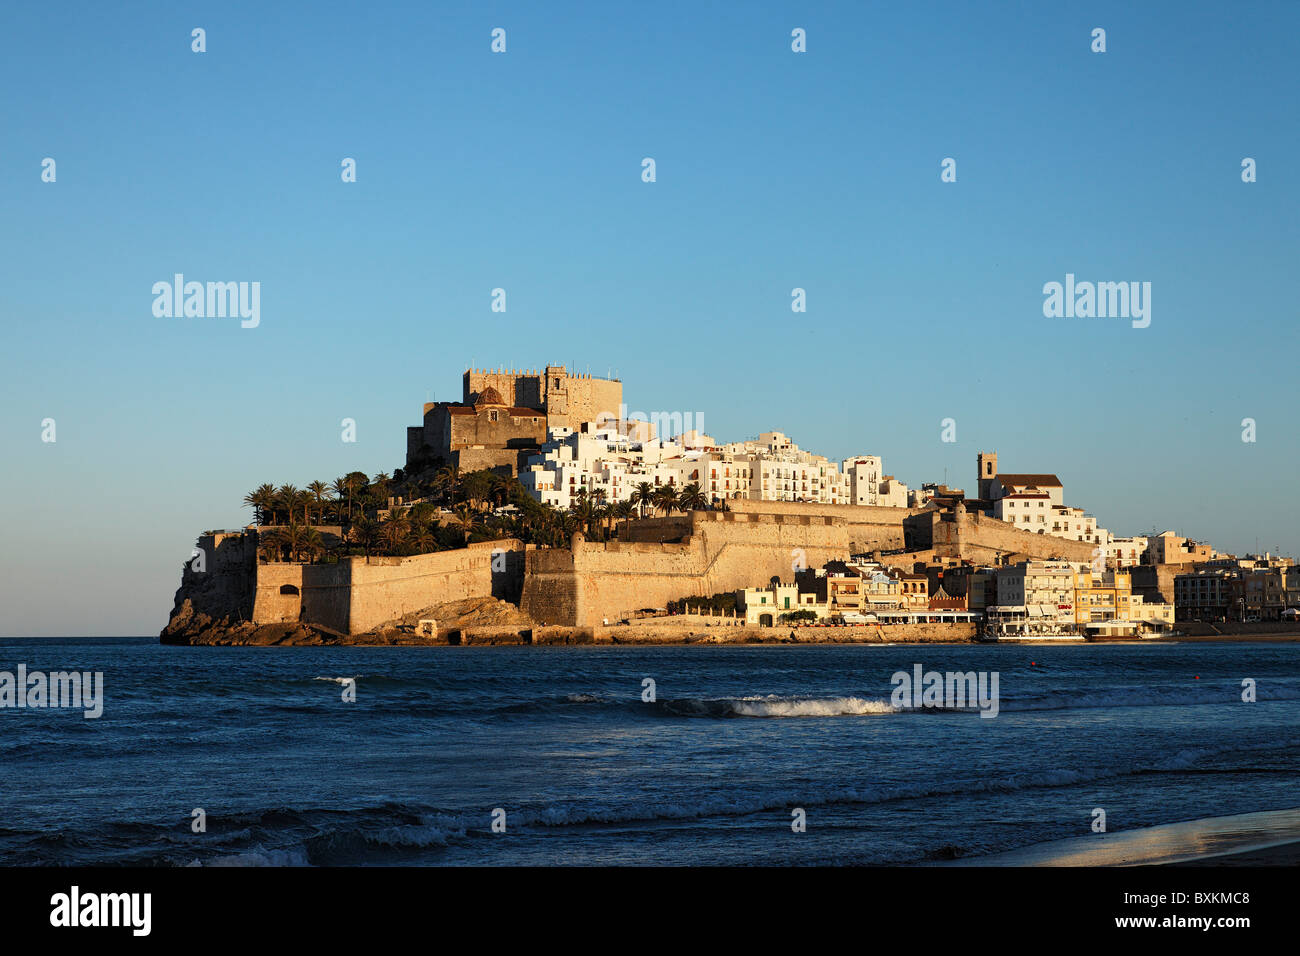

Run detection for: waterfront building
[[1174, 569, 1234, 621], [736, 583, 827, 626]]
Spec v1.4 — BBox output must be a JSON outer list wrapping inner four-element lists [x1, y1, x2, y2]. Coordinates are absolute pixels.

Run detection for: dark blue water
[[1, 638, 1297, 865]]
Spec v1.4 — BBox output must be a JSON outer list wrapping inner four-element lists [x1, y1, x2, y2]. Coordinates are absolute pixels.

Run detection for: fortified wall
[[523, 500, 1098, 627], [911, 506, 1096, 565], [172, 500, 1103, 640], [523, 502, 920, 627], [252, 539, 526, 634]]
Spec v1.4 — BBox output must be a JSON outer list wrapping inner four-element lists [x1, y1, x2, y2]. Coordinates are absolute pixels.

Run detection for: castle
[[172, 493, 1092, 637], [166, 369, 1174, 641], [406, 366, 622, 476]]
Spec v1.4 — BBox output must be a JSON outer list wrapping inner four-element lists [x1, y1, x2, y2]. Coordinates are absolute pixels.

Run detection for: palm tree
[[654, 484, 678, 517], [409, 520, 438, 554], [462, 470, 494, 512], [243, 483, 277, 526], [293, 488, 313, 525], [275, 485, 300, 527], [263, 521, 322, 563], [299, 525, 324, 562], [614, 500, 635, 538], [350, 516, 380, 556], [487, 473, 511, 509], [449, 506, 477, 545], [378, 508, 411, 554], [370, 471, 392, 510], [435, 464, 461, 507], [677, 482, 707, 512], [334, 473, 366, 522], [307, 481, 332, 523], [631, 482, 655, 518], [594, 503, 616, 541], [571, 493, 596, 538]]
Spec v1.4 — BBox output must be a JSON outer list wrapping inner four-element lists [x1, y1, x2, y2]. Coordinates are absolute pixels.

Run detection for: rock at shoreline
[[160, 594, 535, 647]]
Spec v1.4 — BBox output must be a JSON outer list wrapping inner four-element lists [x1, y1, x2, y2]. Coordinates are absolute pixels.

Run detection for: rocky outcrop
[[160, 531, 257, 645]]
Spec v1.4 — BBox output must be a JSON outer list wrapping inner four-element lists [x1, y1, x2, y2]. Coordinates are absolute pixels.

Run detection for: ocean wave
[[661, 695, 899, 718], [6, 738, 1295, 865], [191, 846, 312, 867], [642, 681, 1300, 720]]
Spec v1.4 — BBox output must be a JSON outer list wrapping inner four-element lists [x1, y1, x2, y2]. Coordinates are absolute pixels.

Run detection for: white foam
[[192, 846, 311, 867], [725, 695, 899, 718]]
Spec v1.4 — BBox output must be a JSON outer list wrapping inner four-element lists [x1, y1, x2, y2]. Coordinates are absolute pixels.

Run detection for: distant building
[[1147, 531, 1217, 566], [979, 451, 1113, 550]]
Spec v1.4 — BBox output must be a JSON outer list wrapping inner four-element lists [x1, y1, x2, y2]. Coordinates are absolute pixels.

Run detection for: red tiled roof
[[443, 404, 542, 418], [997, 473, 1062, 488]]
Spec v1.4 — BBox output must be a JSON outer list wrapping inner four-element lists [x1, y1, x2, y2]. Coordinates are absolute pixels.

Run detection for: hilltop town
[[162, 365, 1300, 646]]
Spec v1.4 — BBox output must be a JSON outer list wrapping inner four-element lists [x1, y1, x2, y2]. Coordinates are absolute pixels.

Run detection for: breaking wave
[[660, 695, 899, 718]]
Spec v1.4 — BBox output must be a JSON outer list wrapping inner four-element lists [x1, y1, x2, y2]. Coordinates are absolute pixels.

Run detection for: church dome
[[476, 386, 505, 406]]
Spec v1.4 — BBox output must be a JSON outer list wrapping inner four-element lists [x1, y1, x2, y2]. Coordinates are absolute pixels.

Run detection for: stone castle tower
[[462, 365, 622, 431], [977, 451, 998, 500]]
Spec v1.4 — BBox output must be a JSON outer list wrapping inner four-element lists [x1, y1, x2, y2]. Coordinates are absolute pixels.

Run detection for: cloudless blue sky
[[2, 1, 1297, 636]]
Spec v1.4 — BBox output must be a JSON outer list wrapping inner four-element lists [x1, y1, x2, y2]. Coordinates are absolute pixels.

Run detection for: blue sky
[[2, 1, 1296, 636]]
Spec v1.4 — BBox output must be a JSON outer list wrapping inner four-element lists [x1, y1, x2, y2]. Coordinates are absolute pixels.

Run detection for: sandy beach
[[947, 807, 1300, 866]]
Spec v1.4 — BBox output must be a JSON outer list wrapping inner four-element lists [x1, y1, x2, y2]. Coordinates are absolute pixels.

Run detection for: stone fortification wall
[[523, 505, 912, 626], [253, 539, 525, 634], [523, 501, 1100, 627], [922, 510, 1095, 564]]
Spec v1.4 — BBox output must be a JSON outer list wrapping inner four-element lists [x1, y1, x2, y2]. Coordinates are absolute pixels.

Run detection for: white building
[[1105, 536, 1149, 568], [842, 456, 884, 506], [995, 561, 1080, 618], [521, 423, 909, 511]]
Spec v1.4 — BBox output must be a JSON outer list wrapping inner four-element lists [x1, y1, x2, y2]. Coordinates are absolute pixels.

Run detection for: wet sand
[[945, 807, 1300, 866]]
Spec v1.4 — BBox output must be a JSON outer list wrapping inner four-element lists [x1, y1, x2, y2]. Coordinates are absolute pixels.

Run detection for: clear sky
[[2, 1, 1296, 636]]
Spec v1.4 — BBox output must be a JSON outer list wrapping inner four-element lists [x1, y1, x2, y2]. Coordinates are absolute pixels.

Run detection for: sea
[[1, 637, 1297, 866]]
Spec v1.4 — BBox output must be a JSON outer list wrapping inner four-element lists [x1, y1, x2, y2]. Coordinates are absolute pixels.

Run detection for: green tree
[[378, 507, 410, 554], [350, 516, 380, 556], [653, 484, 678, 517], [243, 483, 277, 526], [307, 480, 332, 523], [631, 482, 655, 518], [263, 521, 323, 563], [613, 500, 635, 538], [435, 464, 461, 507], [275, 485, 300, 526], [677, 482, 707, 512]]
